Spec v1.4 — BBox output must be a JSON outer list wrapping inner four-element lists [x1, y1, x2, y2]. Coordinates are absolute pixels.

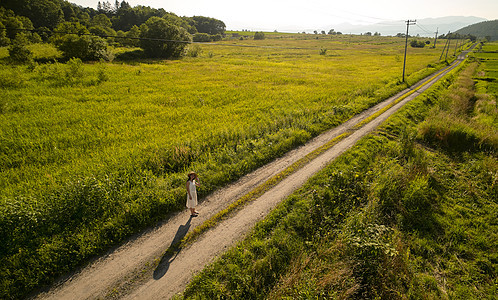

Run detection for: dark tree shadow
[[153, 216, 192, 280]]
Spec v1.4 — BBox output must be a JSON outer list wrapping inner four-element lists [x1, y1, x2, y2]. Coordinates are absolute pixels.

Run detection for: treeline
[[438, 32, 478, 42], [0, 0, 226, 61]]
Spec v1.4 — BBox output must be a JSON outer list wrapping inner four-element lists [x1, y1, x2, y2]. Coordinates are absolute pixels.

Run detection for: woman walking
[[186, 171, 200, 217]]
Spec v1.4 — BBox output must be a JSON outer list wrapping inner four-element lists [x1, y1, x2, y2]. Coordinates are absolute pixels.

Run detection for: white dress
[[186, 180, 198, 208]]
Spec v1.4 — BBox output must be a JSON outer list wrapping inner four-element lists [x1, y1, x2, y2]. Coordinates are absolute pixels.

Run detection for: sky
[[68, 0, 498, 32]]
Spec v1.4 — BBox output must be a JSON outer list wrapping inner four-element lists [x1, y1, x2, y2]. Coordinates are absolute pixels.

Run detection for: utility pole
[[433, 27, 438, 48], [439, 31, 450, 61], [454, 37, 459, 56], [402, 19, 416, 82], [445, 34, 451, 61]]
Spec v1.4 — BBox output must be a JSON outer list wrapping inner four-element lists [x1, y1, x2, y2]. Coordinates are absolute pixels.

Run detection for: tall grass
[[0, 36, 468, 298]]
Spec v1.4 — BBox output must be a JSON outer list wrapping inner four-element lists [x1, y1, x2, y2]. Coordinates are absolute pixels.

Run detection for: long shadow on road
[[153, 216, 192, 280]]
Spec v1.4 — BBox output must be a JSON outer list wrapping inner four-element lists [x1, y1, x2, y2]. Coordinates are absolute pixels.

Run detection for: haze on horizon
[[70, 0, 497, 32]]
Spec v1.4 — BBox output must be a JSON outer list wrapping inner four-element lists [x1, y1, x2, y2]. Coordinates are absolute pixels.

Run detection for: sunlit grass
[[0, 35, 470, 299]]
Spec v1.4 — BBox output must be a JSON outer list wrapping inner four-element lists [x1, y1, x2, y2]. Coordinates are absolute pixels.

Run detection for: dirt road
[[35, 49, 472, 300]]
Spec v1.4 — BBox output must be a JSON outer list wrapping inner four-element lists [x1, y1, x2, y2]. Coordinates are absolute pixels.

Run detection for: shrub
[[65, 58, 85, 82], [187, 44, 203, 57], [410, 40, 426, 48], [114, 49, 145, 61], [193, 33, 211, 42], [56, 34, 112, 61], [254, 31, 265, 40], [211, 34, 222, 41]]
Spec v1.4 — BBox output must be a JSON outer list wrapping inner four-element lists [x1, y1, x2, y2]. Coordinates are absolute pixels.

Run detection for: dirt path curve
[[35, 49, 472, 300]]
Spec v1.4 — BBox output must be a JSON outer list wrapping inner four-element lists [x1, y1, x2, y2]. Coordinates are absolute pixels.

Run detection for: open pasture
[[0, 35, 465, 297]]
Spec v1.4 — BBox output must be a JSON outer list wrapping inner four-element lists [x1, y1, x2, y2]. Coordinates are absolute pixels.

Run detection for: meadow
[[181, 42, 497, 299], [0, 35, 470, 298]]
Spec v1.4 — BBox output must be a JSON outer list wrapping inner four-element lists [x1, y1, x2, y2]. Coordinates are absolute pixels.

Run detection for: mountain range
[[293, 16, 489, 37]]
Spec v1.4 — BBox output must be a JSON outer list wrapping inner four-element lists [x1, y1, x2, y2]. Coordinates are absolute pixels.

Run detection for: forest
[[455, 19, 498, 41], [0, 0, 226, 61]]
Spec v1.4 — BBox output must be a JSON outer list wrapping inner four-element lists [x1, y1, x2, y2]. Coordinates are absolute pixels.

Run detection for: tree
[[2, 16, 24, 40], [2, 0, 63, 29], [139, 16, 191, 58], [89, 25, 116, 37], [112, 5, 165, 31], [191, 16, 225, 35], [92, 14, 112, 28], [60, 1, 76, 21], [0, 21, 10, 46], [8, 32, 33, 63], [75, 12, 91, 26], [51, 21, 89, 43], [123, 24, 140, 46], [163, 13, 197, 34]]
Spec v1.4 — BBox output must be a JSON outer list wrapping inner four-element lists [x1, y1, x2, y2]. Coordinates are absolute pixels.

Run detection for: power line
[[5, 27, 315, 50], [415, 24, 433, 35]]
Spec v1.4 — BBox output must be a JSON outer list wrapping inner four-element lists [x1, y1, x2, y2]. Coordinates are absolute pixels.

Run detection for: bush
[[114, 49, 145, 61], [56, 34, 112, 61], [410, 40, 426, 48], [193, 33, 211, 42], [254, 31, 265, 40], [187, 44, 203, 57], [139, 17, 191, 59], [211, 34, 222, 42]]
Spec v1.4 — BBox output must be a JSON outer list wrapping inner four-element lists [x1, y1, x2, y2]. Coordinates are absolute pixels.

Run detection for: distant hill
[[323, 16, 488, 37], [455, 19, 498, 41]]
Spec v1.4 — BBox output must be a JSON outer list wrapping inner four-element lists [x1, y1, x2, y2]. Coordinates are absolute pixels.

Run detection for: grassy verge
[[180, 45, 497, 299]]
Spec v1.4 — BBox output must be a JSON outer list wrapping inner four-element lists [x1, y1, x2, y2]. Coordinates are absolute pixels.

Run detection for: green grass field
[[0, 35, 472, 298], [182, 43, 497, 299]]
